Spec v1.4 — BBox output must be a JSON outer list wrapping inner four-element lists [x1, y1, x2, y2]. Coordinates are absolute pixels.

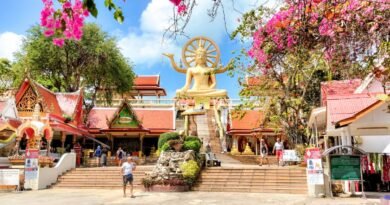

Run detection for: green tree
[[13, 23, 135, 114], [0, 58, 14, 94]]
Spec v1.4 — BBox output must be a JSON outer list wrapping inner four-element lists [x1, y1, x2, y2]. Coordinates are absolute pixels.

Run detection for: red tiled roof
[[88, 108, 116, 129], [230, 110, 264, 131], [87, 107, 174, 132], [0, 118, 22, 130], [33, 83, 63, 116], [15, 79, 83, 122], [0, 101, 6, 113], [327, 93, 379, 125], [134, 75, 159, 86], [56, 92, 80, 116], [321, 79, 361, 106], [135, 110, 174, 130]]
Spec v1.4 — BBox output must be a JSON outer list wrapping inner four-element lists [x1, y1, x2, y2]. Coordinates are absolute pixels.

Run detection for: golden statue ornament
[[163, 36, 228, 98]]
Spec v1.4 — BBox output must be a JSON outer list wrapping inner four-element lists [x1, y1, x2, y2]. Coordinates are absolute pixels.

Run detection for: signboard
[[383, 155, 390, 182], [307, 170, 324, 185], [330, 155, 361, 180], [282, 150, 300, 161], [307, 158, 324, 185], [24, 149, 39, 190], [0, 169, 19, 185], [304, 147, 321, 163]]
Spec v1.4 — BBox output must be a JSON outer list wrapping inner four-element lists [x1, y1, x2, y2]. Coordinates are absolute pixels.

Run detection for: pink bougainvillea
[[169, 0, 187, 15], [247, 0, 390, 71], [40, 0, 89, 47]]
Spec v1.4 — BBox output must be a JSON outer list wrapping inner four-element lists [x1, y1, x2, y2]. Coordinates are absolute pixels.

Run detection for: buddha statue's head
[[195, 43, 207, 66]]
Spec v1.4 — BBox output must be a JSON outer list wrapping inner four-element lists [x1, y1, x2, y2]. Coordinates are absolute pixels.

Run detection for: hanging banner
[[383, 155, 390, 182], [24, 149, 39, 190], [304, 147, 321, 162]]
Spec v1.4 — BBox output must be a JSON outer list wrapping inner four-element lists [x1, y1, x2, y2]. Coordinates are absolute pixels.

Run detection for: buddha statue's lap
[[176, 88, 227, 97]]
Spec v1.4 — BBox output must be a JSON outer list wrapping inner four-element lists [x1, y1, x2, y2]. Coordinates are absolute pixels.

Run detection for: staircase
[[195, 114, 210, 144], [193, 167, 308, 194], [206, 110, 222, 153], [53, 166, 153, 189]]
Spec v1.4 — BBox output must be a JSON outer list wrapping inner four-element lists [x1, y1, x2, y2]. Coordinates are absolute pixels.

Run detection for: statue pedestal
[[194, 97, 210, 109]]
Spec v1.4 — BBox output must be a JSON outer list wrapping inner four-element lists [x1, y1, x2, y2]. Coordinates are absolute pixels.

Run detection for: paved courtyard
[[0, 189, 384, 205]]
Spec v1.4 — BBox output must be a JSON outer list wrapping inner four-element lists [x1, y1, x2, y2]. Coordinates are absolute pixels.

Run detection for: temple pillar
[[61, 132, 66, 149], [47, 139, 51, 156], [184, 115, 189, 136], [139, 134, 145, 157], [72, 135, 76, 144]]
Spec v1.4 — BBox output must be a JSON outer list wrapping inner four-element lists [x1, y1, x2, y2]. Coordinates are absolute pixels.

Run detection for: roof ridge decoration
[[107, 99, 143, 129]]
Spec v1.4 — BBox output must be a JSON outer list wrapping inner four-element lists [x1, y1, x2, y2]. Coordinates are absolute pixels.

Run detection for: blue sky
[[0, 0, 278, 99]]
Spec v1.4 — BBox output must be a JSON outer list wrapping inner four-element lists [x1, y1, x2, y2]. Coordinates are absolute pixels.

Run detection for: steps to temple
[[228, 155, 279, 165], [53, 166, 153, 189], [193, 167, 307, 194], [206, 110, 222, 153], [195, 114, 210, 144]]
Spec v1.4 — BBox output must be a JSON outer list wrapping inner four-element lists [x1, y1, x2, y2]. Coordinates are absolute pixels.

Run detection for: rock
[[145, 150, 196, 183]]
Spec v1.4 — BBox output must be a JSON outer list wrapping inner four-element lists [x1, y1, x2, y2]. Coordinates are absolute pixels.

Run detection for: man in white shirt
[[272, 137, 284, 166], [121, 157, 136, 198]]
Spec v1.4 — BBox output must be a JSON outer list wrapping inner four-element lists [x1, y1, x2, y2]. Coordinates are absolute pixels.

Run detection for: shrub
[[180, 160, 200, 186], [161, 142, 171, 152], [183, 140, 201, 152], [158, 132, 180, 149], [184, 136, 201, 143]]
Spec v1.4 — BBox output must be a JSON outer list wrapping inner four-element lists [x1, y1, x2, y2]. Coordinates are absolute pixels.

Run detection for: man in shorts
[[272, 137, 284, 166], [258, 139, 269, 166], [121, 157, 136, 198]]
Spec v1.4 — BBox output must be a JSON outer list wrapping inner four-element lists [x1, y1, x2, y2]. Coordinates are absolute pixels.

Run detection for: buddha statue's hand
[[162, 53, 174, 59]]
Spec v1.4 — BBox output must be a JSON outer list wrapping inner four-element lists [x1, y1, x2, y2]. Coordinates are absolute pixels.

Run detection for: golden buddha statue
[[163, 36, 228, 98]]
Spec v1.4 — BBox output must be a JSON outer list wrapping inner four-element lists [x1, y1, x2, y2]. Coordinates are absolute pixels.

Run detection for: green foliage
[[13, 23, 134, 114], [184, 136, 201, 143], [160, 142, 171, 152], [180, 160, 200, 185], [158, 132, 180, 149], [0, 58, 14, 93], [183, 140, 201, 153]]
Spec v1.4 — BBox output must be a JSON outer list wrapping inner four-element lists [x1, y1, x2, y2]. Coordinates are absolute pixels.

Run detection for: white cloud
[[118, 33, 181, 68], [118, 0, 274, 68], [0, 32, 24, 61]]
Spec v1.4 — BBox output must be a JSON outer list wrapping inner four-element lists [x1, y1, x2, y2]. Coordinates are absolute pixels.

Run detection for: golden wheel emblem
[[181, 36, 220, 68]]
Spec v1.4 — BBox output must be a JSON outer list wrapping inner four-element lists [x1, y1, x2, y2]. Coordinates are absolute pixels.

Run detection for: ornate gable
[[16, 86, 43, 113], [109, 101, 141, 129]]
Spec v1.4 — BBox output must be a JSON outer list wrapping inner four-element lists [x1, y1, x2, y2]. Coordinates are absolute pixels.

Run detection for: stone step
[[59, 176, 145, 180], [52, 167, 151, 189], [196, 181, 306, 186], [54, 184, 144, 189], [56, 181, 143, 185], [193, 184, 308, 190], [198, 172, 306, 176], [192, 187, 307, 194]]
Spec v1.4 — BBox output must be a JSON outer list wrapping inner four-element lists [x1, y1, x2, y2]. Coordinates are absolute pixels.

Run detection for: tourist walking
[[272, 138, 284, 166], [121, 157, 136, 198], [94, 145, 102, 167], [101, 146, 108, 167], [116, 147, 125, 166], [258, 139, 269, 166]]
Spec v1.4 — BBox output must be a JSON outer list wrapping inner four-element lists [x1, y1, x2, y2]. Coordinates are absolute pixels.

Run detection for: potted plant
[[63, 114, 72, 123]]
